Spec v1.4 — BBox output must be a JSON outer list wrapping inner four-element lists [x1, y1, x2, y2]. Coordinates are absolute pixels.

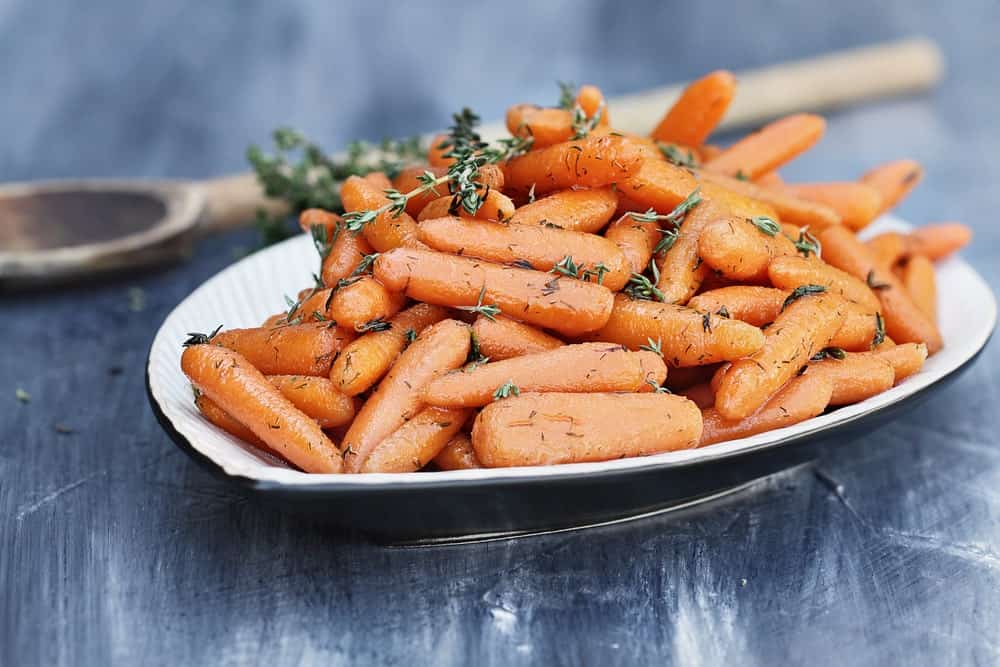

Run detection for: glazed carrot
[[576, 85, 609, 125], [804, 353, 895, 406], [700, 144, 723, 160], [195, 393, 265, 448], [755, 171, 784, 187], [697, 217, 798, 283], [650, 70, 736, 147], [360, 406, 472, 473], [418, 188, 516, 222], [472, 314, 563, 361], [714, 291, 845, 420], [603, 212, 661, 275], [330, 303, 449, 396], [427, 133, 454, 167], [655, 199, 729, 303], [680, 382, 716, 409], [817, 226, 942, 353], [392, 165, 448, 216], [321, 228, 375, 288], [688, 286, 788, 327], [507, 187, 619, 232], [768, 255, 881, 313], [212, 322, 349, 376], [374, 247, 614, 336], [503, 133, 645, 196], [423, 343, 668, 408], [182, 345, 342, 473], [778, 182, 883, 231], [505, 104, 575, 148], [873, 342, 928, 383], [340, 175, 425, 252], [828, 303, 887, 351], [704, 114, 826, 179], [471, 392, 702, 467], [342, 319, 471, 472], [299, 208, 341, 237], [417, 216, 632, 291], [696, 170, 842, 228], [618, 159, 699, 215], [327, 277, 406, 330], [432, 432, 483, 470], [902, 255, 937, 322], [267, 375, 356, 428], [861, 160, 923, 213], [700, 373, 833, 446], [910, 223, 973, 260], [587, 294, 765, 367], [363, 172, 392, 189], [866, 231, 907, 268], [261, 313, 286, 328]]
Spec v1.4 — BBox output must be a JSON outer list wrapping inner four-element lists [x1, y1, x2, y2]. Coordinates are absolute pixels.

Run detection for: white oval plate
[[147, 216, 994, 534]]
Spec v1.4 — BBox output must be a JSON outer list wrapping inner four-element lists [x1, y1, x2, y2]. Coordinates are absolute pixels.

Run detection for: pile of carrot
[[181, 71, 971, 473]]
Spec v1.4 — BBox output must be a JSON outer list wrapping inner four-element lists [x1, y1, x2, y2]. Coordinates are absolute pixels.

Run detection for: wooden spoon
[[0, 37, 941, 288]]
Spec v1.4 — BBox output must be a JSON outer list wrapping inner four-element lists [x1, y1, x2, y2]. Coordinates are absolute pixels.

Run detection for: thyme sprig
[[639, 337, 664, 357], [866, 270, 891, 291], [782, 284, 827, 310], [493, 380, 521, 400], [625, 261, 666, 302], [549, 255, 610, 284], [182, 325, 223, 347], [872, 312, 886, 348], [658, 143, 699, 169], [750, 216, 780, 236], [457, 286, 502, 321], [792, 227, 821, 257], [811, 347, 847, 361]]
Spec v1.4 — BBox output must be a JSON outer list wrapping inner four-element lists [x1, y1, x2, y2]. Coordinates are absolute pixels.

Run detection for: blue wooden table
[[2, 3, 999, 665]]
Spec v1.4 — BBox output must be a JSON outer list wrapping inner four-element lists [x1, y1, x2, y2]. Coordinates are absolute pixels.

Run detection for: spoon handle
[[197, 173, 289, 233]]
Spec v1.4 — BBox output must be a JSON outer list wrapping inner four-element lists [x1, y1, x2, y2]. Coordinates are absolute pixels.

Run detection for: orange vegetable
[[587, 294, 765, 367], [325, 276, 406, 330], [705, 114, 825, 179], [423, 343, 668, 408], [910, 223, 973, 261], [330, 303, 449, 396], [472, 315, 564, 361], [432, 432, 483, 470], [212, 322, 349, 376], [755, 171, 785, 187], [507, 187, 619, 232], [866, 231, 908, 268], [861, 160, 923, 213], [618, 159, 699, 215], [828, 303, 888, 351], [714, 291, 845, 420], [299, 208, 341, 238], [603, 212, 662, 275], [392, 165, 448, 216], [360, 406, 472, 473], [267, 375, 356, 428], [504, 133, 645, 196], [804, 352, 895, 405], [342, 319, 471, 472], [181, 344, 342, 473], [778, 182, 883, 231], [768, 255, 881, 313], [417, 216, 632, 291], [696, 170, 842, 229], [506, 104, 575, 148], [321, 226, 375, 288], [575, 85, 609, 125], [874, 342, 928, 383], [374, 247, 614, 336], [701, 373, 833, 446], [427, 133, 454, 167], [654, 199, 729, 303], [688, 286, 788, 327], [697, 216, 798, 283], [418, 188, 516, 222], [902, 255, 937, 322], [195, 393, 265, 448], [650, 70, 736, 147], [817, 226, 942, 353], [472, 392, 702, 467], [340, 175, 424, 252]]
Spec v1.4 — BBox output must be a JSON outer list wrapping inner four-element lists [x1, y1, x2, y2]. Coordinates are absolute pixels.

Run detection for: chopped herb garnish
[[493, 380, 521, 401], [310, 223, 332, 261], [872, 312, 886, 348], [811, 347, 847, 361], [750, 216, 780, 236], [792, 227, 821, 257], [456, 286, 502, 321], [716, 306, 730, 319], [658, 143, 698, 169], [556, 81, 576, 110], [646, 379, 672, 394], [628, 187, 702, 226], [702, 312, 713, 333], [404, 328, 418, 344], [735, 169, 749, 181], [182, 325, 223, 347], [624, 267, 666, 303], [639, 337, 664, 357], [550, 255, 582, 279], [866, 270, 891, 291], [782, 284, 827, 310], [355, 318, 391, 333]]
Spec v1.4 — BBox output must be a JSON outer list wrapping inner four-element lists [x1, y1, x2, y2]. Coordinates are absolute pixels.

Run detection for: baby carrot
[[326, 276, 406, 330], [902, 255, 937, 322], [587, 294, 765, 367], [360, 406, 472, 473], [910, 223, 973, 260], [340, 175, 424, 252], [697, 181, 780, 220], [418, 189, 516, 222], [267, 375, 356, 428], [618, 159, 699, 215], [873, 342, 928, 383], [804, 353, 895, 406], [374, 247, 614, 336], [655, 199, 729, 303], [700, 373, 833, 446], [828, 303, 887, 351], [299, 208, 341, 237], [427, 133, 454, 167], [704, 113, 826, 179], [861, 160, 923, 213], [817, 226, 942, 353], [507, 187, 619, 232], [423, 343, 668, 408], [363, 172, 392, 189], [768, 255, 881, 313], [650, 70, 736, 147], [755, 171, 784, 187], [417, 216, 632, 291], [330, 303, 449, 396], [866, 231, 907, 268], [688, 286, 788, 327], [778, 182, 883, 231], [714, 291, 846, 420], [697, 217, 798, 283], [182, 344, 342, 473], [342, 319, 471, 473], [471, 392, 702, 467], [432, 432, 483, 470], [472, 315, 564, 360], [321, 227, 375, 288], [696, 170, 842, 228], [603, 212, 661, 275], [504, 133, 645, 196], [506, 104, 575, 147], [195, 393, 265, 448], [576, 85, 609, 125], [392, 165, 448, 216], [212, 322, 349, 376]]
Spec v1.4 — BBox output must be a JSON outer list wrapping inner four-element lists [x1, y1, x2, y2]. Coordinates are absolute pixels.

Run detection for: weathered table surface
[[3, 14, 1000, 667]]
